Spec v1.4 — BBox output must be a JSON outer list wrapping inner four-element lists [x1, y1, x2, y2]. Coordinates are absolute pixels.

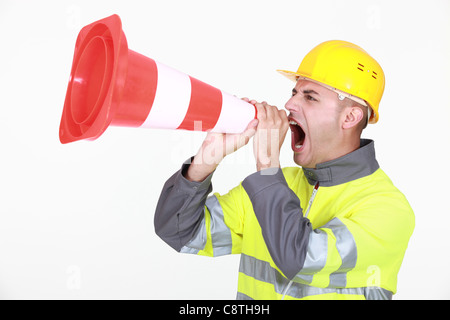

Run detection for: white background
[[0, 0, 449, 300]]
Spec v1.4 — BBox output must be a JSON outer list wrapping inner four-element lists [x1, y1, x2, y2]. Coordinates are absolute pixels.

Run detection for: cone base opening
[[70, 36, 110, 125]]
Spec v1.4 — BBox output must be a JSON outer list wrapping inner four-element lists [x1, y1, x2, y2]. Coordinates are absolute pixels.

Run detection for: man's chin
[[293, 153, 314, 169], [293, 153, 304, 167]]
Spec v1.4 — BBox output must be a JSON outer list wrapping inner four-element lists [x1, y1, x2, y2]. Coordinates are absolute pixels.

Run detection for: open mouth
[[289, 119, 306, 152]]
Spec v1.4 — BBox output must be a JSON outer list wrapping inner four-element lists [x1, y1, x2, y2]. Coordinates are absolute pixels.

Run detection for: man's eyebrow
[[303, 89, 320, 96], [292, 88, 320, 96]]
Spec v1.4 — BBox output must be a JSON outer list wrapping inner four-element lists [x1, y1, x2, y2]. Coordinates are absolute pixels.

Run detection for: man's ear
[[342, 106, 364, 130]]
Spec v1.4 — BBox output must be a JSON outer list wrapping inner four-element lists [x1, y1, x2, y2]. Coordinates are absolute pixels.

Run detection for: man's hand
[[185, 113, 259, 182], [249, 100, 289, 171]]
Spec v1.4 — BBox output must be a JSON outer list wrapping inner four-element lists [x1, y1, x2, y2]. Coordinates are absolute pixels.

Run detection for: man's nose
[[284, 97, 299, 113]]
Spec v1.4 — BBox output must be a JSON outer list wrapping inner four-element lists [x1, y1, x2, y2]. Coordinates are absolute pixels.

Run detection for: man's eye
[[306, 95, 317, 101]]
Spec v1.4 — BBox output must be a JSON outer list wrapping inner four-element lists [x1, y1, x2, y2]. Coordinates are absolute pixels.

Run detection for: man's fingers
[[264, 103, 276, 122], [245, 118, 259, 131], [245, 100, 288, 129], [255, 103, 267, 121], [239, 118, 259, 145]]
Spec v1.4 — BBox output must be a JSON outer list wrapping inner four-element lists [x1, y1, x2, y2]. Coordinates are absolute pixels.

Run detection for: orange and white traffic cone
[[59, 14, 256, 144]]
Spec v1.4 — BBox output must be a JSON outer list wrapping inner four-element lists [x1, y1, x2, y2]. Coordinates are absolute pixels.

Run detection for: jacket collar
[[302, 139, 379, 187]]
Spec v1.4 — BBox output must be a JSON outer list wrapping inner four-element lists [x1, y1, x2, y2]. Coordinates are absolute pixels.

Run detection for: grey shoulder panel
[[242, 168, 312, 280]]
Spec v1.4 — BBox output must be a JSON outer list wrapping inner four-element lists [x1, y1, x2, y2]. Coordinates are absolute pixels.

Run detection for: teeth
[[295, 144, 303, 149], [289, 120, 298, 126]]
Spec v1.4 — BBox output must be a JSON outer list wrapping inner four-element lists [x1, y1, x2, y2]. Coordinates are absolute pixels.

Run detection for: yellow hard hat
[[277, 40, 385, 123]]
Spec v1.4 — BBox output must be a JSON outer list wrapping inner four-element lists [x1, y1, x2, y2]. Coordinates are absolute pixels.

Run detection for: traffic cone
[[59, 14, 257, 144]]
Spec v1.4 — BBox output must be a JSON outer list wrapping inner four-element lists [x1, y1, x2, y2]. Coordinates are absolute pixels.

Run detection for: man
[[154, 40, 414, 300]]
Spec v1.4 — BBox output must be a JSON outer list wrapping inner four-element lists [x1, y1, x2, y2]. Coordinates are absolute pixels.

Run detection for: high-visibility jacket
[[154, 139, 415, 300]]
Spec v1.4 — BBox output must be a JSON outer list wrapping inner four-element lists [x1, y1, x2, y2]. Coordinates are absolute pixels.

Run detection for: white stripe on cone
[[139, 60, 255, 133], [139, 61, 192, 129], [211, 91, 255, 133]]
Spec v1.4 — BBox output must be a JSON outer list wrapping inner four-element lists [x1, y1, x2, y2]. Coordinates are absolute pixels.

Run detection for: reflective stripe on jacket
[[154, 139, 415, 300]]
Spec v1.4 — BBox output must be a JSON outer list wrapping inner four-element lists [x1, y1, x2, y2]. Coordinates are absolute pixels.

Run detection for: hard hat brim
[[276, 69, 378, 124]]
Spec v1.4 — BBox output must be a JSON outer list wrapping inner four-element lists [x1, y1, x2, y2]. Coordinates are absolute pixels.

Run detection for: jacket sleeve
[[242, 168, 312, 280], [154, 158, 213, 252], [154, 158, 244, 256]]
